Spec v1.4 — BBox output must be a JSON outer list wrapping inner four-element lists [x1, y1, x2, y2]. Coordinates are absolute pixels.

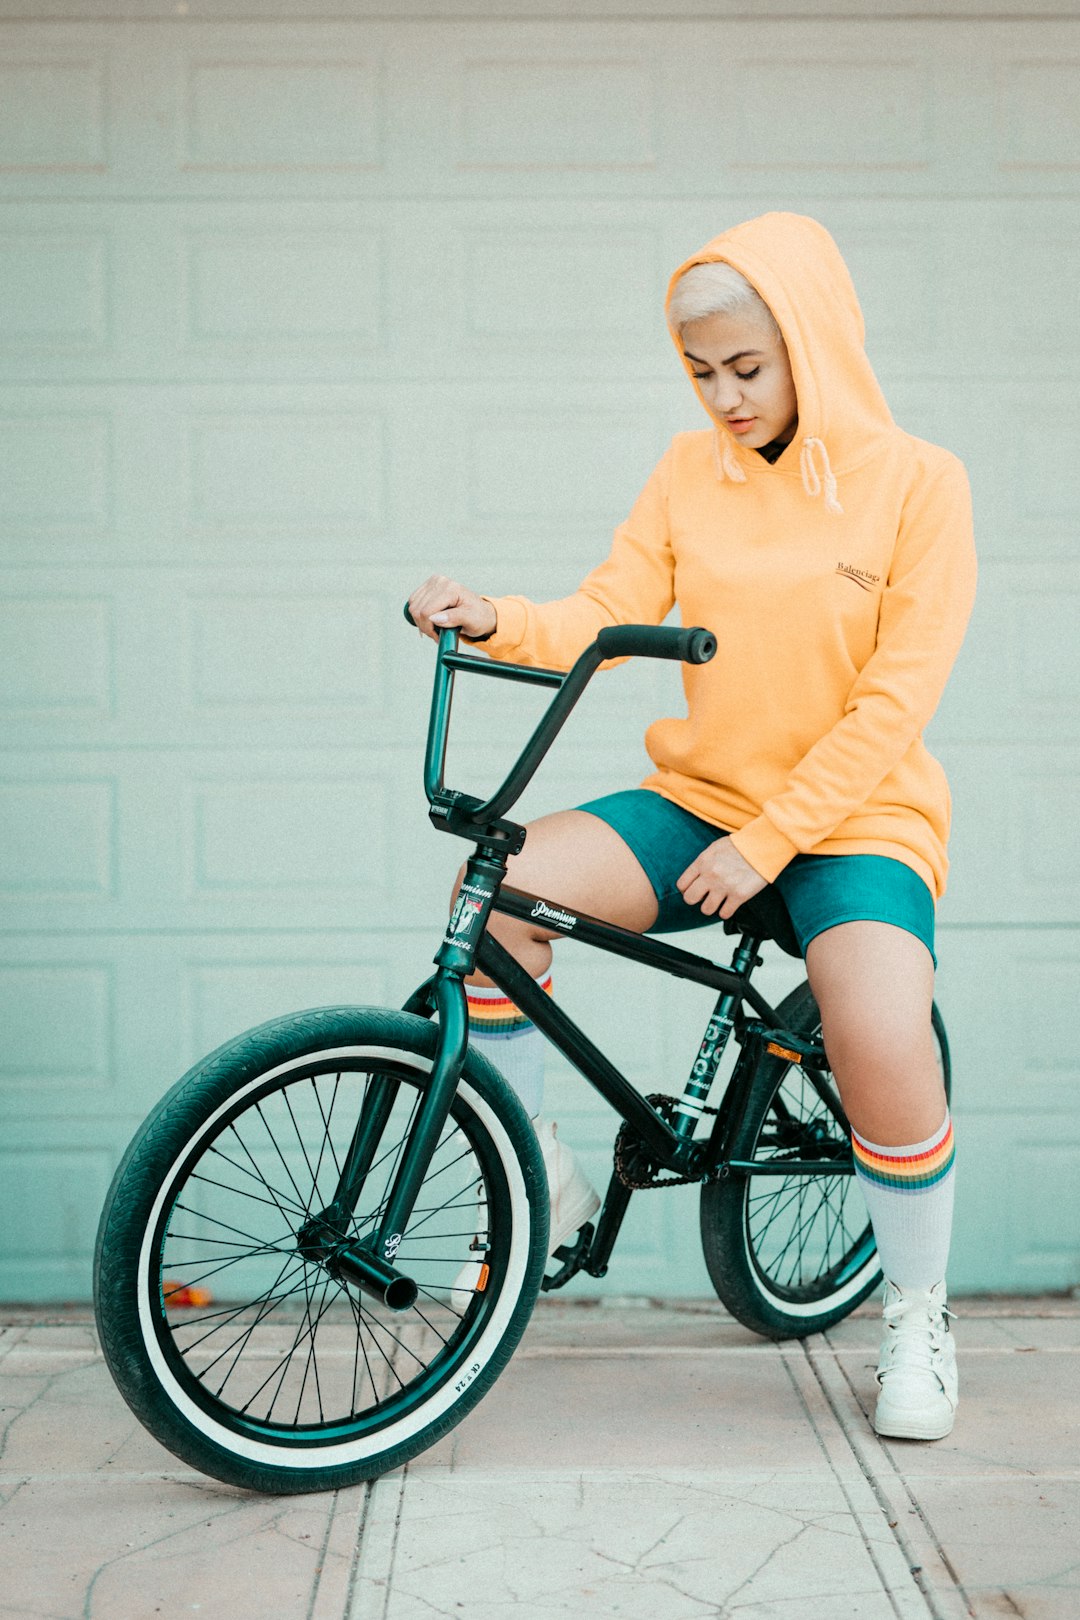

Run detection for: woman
[[408, 212, 977, 1442]]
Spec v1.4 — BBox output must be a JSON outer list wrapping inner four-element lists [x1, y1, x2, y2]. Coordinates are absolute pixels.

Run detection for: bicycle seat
[[722, 886, 802, 958]]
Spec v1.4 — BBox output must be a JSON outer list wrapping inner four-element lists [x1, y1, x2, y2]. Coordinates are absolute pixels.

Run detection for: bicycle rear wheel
[[94, 1006, 547, 1493], [700, 980, 951, 1339]]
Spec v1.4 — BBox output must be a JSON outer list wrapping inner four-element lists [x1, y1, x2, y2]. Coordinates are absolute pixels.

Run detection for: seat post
[[729, 931, 763, 977], [671, 933, 762, 1139]]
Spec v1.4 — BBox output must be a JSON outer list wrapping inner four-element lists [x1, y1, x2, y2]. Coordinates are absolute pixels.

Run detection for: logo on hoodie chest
[[835, 561, 881, 592]]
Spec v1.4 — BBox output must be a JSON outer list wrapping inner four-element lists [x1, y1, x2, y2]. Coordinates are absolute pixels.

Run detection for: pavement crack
[[80, 1493, 258, 1618], [633, 1513, 689, 1570], [342, 1480, 373, 1620], [720, 1521, 810, 1610], [306, 1487, 340, 1620], [0, 1365, 68, 1461]]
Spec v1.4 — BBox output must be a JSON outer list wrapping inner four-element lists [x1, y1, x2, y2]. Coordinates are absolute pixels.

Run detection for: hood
[[665, 212, 896, 511]]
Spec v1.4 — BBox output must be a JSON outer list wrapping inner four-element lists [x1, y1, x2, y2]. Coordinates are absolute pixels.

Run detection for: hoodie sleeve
[[476, 447, 676, 669], [730, 455, 978, 883]]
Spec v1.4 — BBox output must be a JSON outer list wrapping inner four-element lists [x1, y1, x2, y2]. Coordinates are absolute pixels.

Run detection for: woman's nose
[[711, 377, 743, 413]]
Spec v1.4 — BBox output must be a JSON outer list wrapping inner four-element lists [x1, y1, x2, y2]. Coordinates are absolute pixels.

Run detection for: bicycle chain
[[613, 1093, 719, 1190]]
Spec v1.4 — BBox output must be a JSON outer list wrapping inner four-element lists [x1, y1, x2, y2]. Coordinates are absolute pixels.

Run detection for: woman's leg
[[804, 920, 942, 1145], [805, 921, 957, 1438], [453, 807, 659, 1117], [452, 808, 656, 1116], [457, 807, 661, 981]]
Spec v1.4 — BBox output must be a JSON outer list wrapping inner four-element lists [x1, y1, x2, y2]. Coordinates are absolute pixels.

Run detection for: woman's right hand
[[407, 575, 498, 643]]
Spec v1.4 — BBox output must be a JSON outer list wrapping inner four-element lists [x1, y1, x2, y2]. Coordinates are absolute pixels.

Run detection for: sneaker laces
[[879, 1290, 956, 1384]]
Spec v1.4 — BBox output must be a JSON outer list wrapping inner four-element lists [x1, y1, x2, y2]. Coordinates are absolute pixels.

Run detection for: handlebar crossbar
[[441, 650, 564, 690], [404, 601, 716, 845]]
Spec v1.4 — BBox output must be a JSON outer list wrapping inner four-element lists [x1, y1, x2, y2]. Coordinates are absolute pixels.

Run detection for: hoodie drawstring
[[800, 436, 844, 515], [712, 428, 844, 515], [711, 429, 747, 485]]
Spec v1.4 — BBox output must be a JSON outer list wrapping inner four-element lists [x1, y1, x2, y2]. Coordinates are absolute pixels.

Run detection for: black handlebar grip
[[678, 628, 718, 664], [594, 624, 717, 665]]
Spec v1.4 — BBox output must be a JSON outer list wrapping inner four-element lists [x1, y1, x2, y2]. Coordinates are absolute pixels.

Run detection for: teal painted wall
[[1, 7, 1078, 1300]]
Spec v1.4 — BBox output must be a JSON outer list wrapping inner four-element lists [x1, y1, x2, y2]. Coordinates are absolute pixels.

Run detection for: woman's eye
[[690, 370, 712, 380], [735, 367, 760, 380]]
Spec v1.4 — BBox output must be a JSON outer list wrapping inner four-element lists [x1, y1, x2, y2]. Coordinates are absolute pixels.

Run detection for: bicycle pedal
[[753, 1025, 827, 1067], [540, 1222, 595, 1293]]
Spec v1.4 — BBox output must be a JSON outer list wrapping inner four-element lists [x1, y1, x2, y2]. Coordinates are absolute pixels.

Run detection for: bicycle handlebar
[[403, 601, 716, 667], [402, 599, 716, 838], [595, 624, 716, 664]]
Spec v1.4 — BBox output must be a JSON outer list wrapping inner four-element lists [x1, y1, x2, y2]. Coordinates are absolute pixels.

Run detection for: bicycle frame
[[331, 623, 845, 1303]]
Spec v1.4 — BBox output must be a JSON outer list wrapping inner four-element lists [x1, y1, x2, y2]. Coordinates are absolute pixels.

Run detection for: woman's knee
[[820, 1000, 934, 1083], [451, 806, 659, 983], [455, 808, 658, 932], [808, 925, 934, 1063]]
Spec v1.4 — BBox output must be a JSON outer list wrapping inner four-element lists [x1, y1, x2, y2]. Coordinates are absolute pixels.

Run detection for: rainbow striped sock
[[465, 974, 552, 1119], [851, 1112, 955, 1289]]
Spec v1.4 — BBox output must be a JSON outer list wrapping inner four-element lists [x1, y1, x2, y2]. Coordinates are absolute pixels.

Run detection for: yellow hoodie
[[479, 213, 977, 898]]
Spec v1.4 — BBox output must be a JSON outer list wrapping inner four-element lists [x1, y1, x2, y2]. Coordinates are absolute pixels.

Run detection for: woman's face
[[680, 310, 798, 452]]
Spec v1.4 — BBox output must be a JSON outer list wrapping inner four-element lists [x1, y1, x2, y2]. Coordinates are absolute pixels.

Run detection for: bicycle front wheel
[[700, 980, 951, 1339], [94, 1006, 547, 1493]]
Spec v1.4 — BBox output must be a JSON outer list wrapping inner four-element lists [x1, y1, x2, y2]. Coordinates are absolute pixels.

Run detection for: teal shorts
[[576, 789, 936, 964]]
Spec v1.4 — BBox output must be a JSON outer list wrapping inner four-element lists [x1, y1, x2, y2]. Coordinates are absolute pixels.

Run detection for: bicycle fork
[[319, 852, 506, 1312]]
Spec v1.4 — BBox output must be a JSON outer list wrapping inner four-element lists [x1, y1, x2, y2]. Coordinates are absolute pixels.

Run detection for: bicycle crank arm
[[581, 1169, 633, 1278]]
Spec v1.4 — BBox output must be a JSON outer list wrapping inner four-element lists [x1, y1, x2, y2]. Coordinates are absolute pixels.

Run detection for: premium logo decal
[[531, 899, 578, 931], [836, 562, 881, 591]]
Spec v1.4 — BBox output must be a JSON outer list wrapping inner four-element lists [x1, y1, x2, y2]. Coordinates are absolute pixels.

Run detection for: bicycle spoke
[[254, 1100, 312, 1218], [225, 1124, 309, 1226], [291, 1268, 336, 1427], [281, 1088, 322, 1208], [163, 1235, 282, 1257], [309, 1073, 344, 1188], [207, 1142, 309, 1222], [171, 1200, 293, 1255], [162, 1248, 293, 1300], [182, 1255, 309, 1365], [187, 1167, 307, 1221]]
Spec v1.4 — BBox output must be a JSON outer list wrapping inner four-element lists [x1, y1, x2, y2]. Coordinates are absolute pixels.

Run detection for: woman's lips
[[725, 417, 756, 435]]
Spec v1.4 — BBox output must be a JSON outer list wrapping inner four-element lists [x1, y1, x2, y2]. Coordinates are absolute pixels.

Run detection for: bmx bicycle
[[94, 618, 949, 1493]]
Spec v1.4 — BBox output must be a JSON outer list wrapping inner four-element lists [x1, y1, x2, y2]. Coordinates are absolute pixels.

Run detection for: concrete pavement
[[1, 1293, 1077, 1619]]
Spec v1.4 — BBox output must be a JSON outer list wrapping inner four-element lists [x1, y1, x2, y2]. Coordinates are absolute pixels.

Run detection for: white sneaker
[[873, 1279, 958, 1441], [449, 1117, 599, 1311], [534, 1116, 601, 1253]]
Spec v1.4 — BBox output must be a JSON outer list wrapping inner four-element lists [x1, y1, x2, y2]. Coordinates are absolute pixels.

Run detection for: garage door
[[1, 3, 1077, 1299]]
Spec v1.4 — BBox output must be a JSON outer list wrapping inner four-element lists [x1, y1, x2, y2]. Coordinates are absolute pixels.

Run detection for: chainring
[[613, 1093, 717, 1190]]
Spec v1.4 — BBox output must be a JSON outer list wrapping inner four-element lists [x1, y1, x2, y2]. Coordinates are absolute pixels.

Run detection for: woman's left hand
[[676, 838, 767, 919]]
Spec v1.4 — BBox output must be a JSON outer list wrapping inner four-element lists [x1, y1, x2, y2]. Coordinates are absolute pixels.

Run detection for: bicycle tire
[[700, 980, 951, 1339], [94, 1005, 548, 1494]]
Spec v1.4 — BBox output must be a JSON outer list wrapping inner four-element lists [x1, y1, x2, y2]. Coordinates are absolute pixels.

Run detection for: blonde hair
[[668, 261, 780, 341]]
